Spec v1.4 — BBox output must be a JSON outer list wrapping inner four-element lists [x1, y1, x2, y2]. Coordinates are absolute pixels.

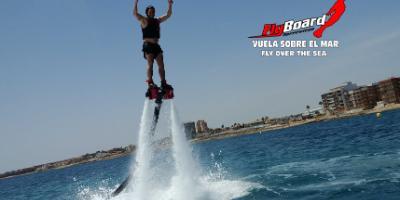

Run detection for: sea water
[[1, 109, 400, 200]]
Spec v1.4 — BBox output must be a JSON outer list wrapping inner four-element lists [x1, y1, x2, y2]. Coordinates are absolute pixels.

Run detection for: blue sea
[[1, 109, 400, 200]]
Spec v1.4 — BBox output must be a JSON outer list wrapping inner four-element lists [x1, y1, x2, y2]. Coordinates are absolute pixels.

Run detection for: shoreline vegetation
[[0, 146, 135, 180], [1, 104, 399, 180], [193, 103, 400, 142]]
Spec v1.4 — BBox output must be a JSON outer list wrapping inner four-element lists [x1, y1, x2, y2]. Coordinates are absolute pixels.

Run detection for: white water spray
[[101, 100, 261, 200], [128, 100, 153, 199], [168, 101, 206, 199]]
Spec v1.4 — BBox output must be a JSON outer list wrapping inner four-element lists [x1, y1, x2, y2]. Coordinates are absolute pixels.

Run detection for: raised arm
[[133, 0, 146, 24], [159, 0, 173, 23]]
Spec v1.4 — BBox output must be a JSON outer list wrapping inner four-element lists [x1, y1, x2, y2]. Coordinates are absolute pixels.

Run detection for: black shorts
[[142, 42, 163, 59]]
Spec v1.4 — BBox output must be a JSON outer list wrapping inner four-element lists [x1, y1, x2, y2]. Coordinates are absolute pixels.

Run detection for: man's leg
[[155, 53, 166, 83], [155, 53, 173, 99], [146, 53, 155, 85]]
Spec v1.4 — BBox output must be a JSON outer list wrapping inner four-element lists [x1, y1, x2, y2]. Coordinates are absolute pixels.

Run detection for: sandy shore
[[192, 104, 400, 143]]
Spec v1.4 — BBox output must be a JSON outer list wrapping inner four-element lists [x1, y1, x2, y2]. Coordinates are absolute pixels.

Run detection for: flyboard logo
[[249, 0, 346, 38]]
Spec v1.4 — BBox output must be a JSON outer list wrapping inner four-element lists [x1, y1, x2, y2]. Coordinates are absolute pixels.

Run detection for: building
[[247, 119, 265, 127], [303, 106, 325, 118], [196, 120, 209, 136], [348, 85, 380, 110], [378, 77, 400, 104], [321, 82, 358, 113], [183, 122, 196, 139]]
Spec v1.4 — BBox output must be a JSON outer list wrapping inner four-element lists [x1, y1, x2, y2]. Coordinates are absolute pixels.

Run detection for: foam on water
[[260, 150, 400, 193], [79, 100, 258, 200]]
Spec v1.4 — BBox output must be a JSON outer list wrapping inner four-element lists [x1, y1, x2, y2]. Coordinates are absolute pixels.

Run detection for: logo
[[249, 0, 346, 39]]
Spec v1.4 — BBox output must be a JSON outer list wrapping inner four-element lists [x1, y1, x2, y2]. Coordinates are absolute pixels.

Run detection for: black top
[[142, 18, 160, 39]]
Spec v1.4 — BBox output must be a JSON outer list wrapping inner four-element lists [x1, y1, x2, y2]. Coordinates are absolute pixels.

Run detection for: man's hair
[[145, 5, 155, 16]]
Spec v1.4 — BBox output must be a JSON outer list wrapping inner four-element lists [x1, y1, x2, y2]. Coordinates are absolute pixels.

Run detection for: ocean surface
[[1, 109, 400, 200]]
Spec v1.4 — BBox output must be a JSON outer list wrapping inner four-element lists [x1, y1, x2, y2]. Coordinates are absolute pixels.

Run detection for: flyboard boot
[[145, 79, 174, 134], [145, 80, 159, 100], [145, 80, 174, 101], [160, 80, 174, 100]]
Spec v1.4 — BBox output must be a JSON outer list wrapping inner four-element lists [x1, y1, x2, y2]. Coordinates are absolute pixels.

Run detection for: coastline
[[192, 104, 400, 143], [2, 104, 399, 180], [0, 146, 135, 180]]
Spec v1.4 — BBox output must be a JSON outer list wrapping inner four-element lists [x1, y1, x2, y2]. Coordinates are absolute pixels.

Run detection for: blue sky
[[1, 0, 399, 172]]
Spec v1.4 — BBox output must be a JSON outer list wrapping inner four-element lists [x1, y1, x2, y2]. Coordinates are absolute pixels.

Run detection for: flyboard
[[111, 84, 174, 197]]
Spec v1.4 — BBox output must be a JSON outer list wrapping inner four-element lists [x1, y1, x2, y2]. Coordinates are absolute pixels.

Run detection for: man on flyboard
[[110, 2, 175, 196], [134, 0, 174, 100]]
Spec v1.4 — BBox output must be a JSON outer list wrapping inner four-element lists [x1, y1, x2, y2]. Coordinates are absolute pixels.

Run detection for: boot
[[146, 79, 156, 88], [161, 80, 174, 99], [160, 80, 173, 90]]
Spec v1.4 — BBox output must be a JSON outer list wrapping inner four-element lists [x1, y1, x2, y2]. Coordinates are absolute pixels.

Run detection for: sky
[[1, 0, 399, 173]]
